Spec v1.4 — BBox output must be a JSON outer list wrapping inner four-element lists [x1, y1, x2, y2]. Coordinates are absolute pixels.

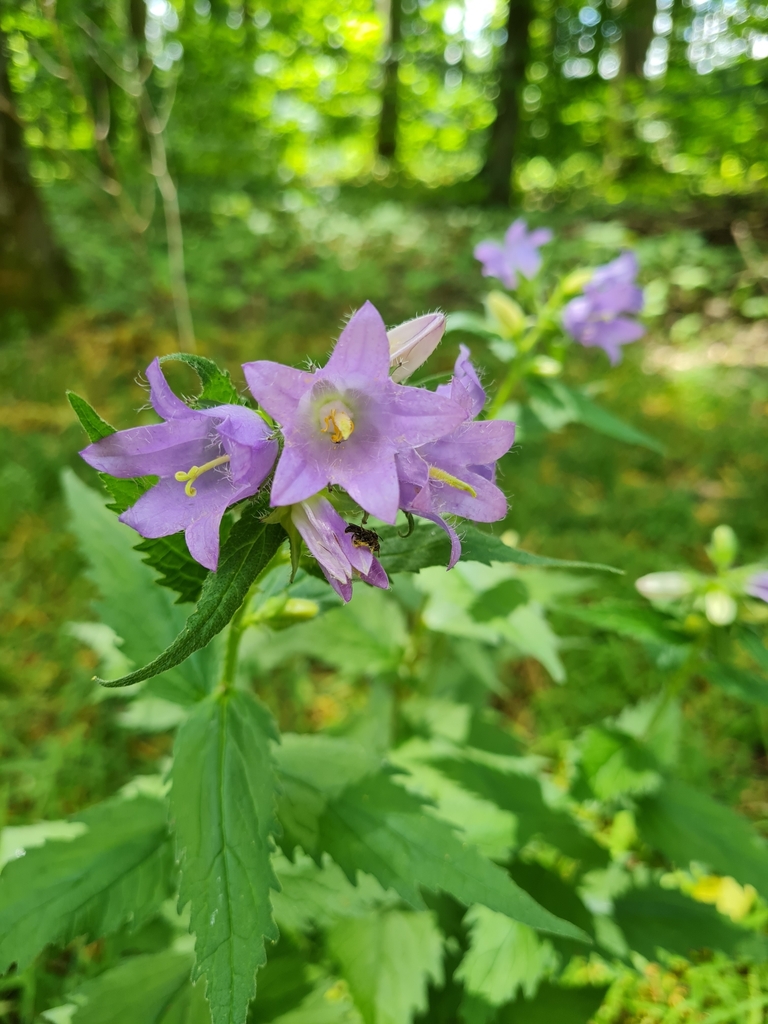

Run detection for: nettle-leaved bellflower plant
[[80, 359, 279, 571], [78, 303, 516, 604], [474, 218, 553, 290], [562, 251, 646, 365]]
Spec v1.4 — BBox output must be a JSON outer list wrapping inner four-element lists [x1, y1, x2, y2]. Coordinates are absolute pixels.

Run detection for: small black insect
[[345, 523, 381, 555]]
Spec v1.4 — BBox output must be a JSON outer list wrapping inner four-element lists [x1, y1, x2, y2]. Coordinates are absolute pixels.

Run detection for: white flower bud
[[635, 571, 692, 601], [388, 313, 446, 383], [704, 589, 738, 626]]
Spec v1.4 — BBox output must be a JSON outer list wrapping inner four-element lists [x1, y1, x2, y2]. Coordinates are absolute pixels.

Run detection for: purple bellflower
[[746, 572, 768, 603], [80, 359, 278, 572], [396, 345, 516, 567], [243, 302, 465, 525], [562, 251, 645, 365], [474, 219, 553, 290], [291, 495, 388, 603]]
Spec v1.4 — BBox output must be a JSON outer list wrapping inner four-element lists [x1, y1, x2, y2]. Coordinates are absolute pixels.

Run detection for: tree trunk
[[0, 29, 75, 321], [377, 0, 402, 161], [621, 0, 658, 77], [476, 0, 533, 206]]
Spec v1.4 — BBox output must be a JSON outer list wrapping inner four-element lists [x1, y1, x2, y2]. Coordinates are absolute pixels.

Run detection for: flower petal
[[421, 419, 516, 468], [340, 456, 400, 524], [242, 360, 314, 423], [271, 444, 329, 507], [80, 418, 212, 479], [145, 358, 195, 421], [323, 301, 390, 383], [412, 510, 462, 569], [384, 385, 465, 449]]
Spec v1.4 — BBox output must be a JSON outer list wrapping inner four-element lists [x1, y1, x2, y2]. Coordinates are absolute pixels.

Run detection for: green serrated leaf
[[493, 981, 609, 1024], [0, 795, 173, 973], [701, 662, 768, 705], [614, 885, 748, 960], [135, 533, 212, 606], [328, 909, 444, 1024], [96, 508, 285, 689], [268, 978, 363, 1024], [274, 735, 383, 858], [161, 353, 243, 408], [318, 772, 589, 942], [376, 523, 621, 576], [172, 690, 280, 1024], [578, 726, 662, 801], [636, 779, 768, 898], [559, 601, 685, 647], [532, 380, 665, 454], [456, 905, 558, 1007], [62, 471, 215, 704], [66, 392, 154, 513], [433, 757, 608, 869], [71, 949, 206, 1024]]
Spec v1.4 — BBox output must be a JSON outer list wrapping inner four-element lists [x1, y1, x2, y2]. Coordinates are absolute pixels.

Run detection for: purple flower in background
[[243, 301, 465, 525], [397, 346, 516, 567], [80, 359, 278, 571], [562, 251, 645, 365], [291, 495, 388, 603], [474, 219, 553, 290], [746, 572, 768, 603]]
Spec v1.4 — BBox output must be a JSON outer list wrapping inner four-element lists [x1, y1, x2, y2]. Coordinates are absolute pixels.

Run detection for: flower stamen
[[322, 408, 354, 443], [175, 455, 231, 497], [428, 466, 477, 498]]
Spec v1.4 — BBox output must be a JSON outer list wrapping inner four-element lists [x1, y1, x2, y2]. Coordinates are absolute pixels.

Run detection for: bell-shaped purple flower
[[79, 359, 278, 572], [746, 572, 768, 603], [396, 346, 516, 567], [291, 495, 388, 603], [474, 219, 553, 290], [243, 302, 465, 525], [562, 251, 645, 365]]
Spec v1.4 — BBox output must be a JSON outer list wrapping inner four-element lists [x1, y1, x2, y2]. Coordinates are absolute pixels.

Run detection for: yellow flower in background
[[690, 874, 757, 922]]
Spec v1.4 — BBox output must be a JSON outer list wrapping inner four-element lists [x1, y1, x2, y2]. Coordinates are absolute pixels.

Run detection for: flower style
[[474, 219, 553, 290], [291, 495, 388, 603], [562, 251, 645, 365], [243, 301, 465, 525], [387, 312, 445, 383], [746, 571, 768, 603], [396, 345, 516, 567], [80, 359, 278, 571]]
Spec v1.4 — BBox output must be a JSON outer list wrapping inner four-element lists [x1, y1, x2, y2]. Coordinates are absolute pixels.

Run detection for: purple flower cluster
[[562, 252, 645, 365], [474, 219, 552, 290], [80, 303, 515, 602]]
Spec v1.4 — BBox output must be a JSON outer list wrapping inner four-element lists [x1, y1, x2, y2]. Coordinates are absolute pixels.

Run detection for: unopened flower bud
[[530, 355, 562, 377], [484, 291, 525, 338], [706, 524, 738, 572], [635, 571, 692, 601], [561, 268, 594, 297], [704, 589, 737, 626], [388, 313, 446, 382]]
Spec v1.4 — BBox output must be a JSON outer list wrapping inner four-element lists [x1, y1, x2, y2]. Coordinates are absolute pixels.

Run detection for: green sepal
[[160, 352, 244, 408], [96, 508, 285, 688]]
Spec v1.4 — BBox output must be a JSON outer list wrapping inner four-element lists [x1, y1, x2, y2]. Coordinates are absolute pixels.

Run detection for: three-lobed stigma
[[175, 455, 231, 497]]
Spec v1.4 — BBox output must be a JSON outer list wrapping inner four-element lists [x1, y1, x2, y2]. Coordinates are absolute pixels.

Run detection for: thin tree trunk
[[0, 28, 75, 319], [377, 0, 402, 161], [476, 0, 534, 206], [621, 0, 658, 76]]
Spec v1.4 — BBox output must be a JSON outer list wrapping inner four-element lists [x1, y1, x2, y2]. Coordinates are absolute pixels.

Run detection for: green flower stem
[[219, 599, 249, 694]]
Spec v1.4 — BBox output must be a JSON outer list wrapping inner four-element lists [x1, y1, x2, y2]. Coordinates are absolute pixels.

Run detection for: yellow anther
[[322, 408, 354, 443], [174, 455, 231, 497], [428, 466, 477, 497]]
